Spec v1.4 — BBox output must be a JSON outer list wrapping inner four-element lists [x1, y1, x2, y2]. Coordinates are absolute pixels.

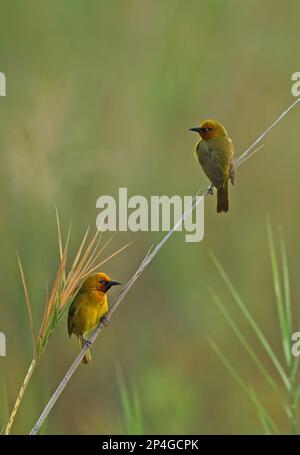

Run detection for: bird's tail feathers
[[217, 183, 229, 213]]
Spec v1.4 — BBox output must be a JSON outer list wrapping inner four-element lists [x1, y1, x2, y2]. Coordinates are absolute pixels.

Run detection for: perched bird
[[190, 120, 236, 213], [68, 272, 121, 365]]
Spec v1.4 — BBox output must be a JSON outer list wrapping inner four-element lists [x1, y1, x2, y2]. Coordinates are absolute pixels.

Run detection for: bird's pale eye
[[204, 127, 213, 132], [100, 280, 107, 285]]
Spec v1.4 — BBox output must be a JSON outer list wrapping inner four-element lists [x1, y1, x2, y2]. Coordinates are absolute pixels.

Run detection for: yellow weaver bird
[[68, 272, 121, 365], [190, 119, 236, 213]]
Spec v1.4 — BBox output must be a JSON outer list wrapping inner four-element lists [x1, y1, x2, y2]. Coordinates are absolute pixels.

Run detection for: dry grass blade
[[38, 247, 68, 351], [55, 206, 64, 262], [57, 230, 103, 310], [80, 231, 103, 274], [81, 232, 116, 276], [16, 253, 37, 359], [83, 240, 134, 278], [70, 229, 102, 281], [69, 226, 90, 275], [77, 231, 100, 271], [4, 359, 37, 435]]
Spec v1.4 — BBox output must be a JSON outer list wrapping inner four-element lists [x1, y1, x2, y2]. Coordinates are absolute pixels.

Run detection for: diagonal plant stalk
[[209, 289, 286, 404], [0, 374, 9, 434], [29, 98, 300, 435], [4, 359, 37, 436], [267, 218, 292, 368], [209, 338, 279, 434], [289, 357, 299, 435], [279, 229, 292, 344], [4, 212, 130, 435], [211, 253, 290, 390], [4, 255, 40, 435]]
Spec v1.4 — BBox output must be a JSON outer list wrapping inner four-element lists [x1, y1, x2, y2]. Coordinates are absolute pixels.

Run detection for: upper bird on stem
[[190, 119, 236, 213]]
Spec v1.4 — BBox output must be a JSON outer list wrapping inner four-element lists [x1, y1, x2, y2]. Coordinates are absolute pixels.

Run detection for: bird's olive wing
[[229, 158, 236, 185], [228, 138, 236, 185]]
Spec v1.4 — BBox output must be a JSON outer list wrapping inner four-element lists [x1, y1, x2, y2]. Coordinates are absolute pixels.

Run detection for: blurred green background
[[0, 0, 300, 435]]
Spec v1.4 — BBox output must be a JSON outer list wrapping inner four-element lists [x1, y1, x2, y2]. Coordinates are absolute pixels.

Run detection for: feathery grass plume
[[36, 209, 130, 357], [116, 366, 144, 435], [210, 222, 299, 434], [4, 210, 130, 435]]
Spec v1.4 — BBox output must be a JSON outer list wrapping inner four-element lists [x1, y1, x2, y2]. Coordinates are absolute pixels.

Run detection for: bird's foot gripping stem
[[208, 185, 214, 195], [101, 315, 110, 327], [83, 337, 93, 349]]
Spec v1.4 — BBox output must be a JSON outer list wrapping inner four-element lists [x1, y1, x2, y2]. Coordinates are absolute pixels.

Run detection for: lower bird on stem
[[67, 272, 121, 365]]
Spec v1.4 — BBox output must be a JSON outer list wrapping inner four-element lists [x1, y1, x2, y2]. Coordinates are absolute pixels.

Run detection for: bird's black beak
[[189, 127, 203, 133], [107, 280, 121, 289]]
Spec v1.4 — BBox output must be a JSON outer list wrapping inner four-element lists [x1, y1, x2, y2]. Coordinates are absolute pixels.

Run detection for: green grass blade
[[115, 366, 144, 435], [210, 289, 284, 399], [248, 387, 274, 435], [116, 367, 133, 433], [289, 356, 299, 434], [211, 253, 290, 390], [267, 219, 291, 368], [209, 338, 278, 434], [131, 382, 144, 435], [279, 228, 293, 344]]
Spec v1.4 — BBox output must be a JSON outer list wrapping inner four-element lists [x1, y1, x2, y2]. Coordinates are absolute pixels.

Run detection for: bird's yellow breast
[[195, 136, 234, 186], [69, 291, 108, 336]]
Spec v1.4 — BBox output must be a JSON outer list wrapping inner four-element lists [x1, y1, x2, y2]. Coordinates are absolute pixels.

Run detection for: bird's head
[[81, 272, 121, 293], [189, 119, 227, 140]]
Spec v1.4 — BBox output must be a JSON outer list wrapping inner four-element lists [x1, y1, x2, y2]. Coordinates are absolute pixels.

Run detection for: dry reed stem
[[4, 359, 37, 435]]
